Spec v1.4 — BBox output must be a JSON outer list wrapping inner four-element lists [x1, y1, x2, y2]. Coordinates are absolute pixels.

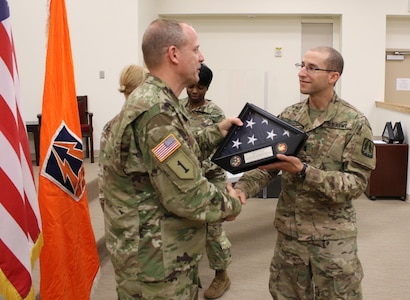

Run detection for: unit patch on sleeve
[[152, 133, 181, 162], [361, 137, 374, 158], [166, 151, 195, 179]]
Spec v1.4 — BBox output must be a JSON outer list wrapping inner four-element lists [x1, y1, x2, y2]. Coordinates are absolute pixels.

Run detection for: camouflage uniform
[[180, 97, 232, 271], [235, 94, 376, 300], [98, 113, 121, 211], [99, 74, 242, 300]]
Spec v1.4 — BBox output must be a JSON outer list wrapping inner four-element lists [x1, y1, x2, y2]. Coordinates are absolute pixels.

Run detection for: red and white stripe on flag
[[0, 0, 43, 299], [152, 134, 181, 162]]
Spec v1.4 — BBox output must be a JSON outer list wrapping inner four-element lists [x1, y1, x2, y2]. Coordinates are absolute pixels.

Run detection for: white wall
[[178, 16, 306, 117], [8, 0, 410, 196], [157, 0, 410, 195], [8, 0, 156, 149]]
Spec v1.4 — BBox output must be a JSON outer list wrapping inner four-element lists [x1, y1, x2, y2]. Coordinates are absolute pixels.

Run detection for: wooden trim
[[375, 101, 410, 114]]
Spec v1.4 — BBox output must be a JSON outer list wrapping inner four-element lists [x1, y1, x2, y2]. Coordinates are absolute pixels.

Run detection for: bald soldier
[[99, 19, 243, 300]]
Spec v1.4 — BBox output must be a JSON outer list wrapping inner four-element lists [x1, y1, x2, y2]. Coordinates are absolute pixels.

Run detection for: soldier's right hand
[[225, 182, 244, 221]]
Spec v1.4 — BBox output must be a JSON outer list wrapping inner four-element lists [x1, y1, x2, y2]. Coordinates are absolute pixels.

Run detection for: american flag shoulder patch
[[152, 133, 181, 162]]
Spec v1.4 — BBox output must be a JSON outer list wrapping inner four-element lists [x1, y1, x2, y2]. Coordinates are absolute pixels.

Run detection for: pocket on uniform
[[209, 225, 231, 250], [161, 218, 206, 278], [333, 258, 363, 297], [104, 205, 140, 282]]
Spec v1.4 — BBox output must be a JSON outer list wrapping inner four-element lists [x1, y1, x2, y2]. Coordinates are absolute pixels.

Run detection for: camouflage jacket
[[98, 114, 121, 211], [99, 74, 242, 283], [180, 97, 227, 190], [235, 93, 376, 241]]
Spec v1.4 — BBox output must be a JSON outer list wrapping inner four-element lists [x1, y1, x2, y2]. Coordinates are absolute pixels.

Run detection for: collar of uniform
[[112, 74, 180, 153], [145, 73, 177, 101], [307, 93, 341, 129]]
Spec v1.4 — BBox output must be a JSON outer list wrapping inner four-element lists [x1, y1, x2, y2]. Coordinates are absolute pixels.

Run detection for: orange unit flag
[[0, 0, 43, 299], [38, 0, 100, 299]]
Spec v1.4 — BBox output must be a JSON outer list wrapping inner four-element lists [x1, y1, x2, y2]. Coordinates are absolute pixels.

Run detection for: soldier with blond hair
[[98, 64, 146, 210]]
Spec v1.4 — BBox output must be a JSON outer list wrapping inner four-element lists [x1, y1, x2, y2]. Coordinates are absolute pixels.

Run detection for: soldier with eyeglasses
[[234, 46, 376, 300]]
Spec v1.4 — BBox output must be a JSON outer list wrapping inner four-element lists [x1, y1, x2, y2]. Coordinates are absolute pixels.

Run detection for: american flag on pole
[[0, 0, 43, 299], [212, 103, 308, 174]]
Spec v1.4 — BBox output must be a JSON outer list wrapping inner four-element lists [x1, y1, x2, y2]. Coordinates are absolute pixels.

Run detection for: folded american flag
[[212, 103, 308, 174]]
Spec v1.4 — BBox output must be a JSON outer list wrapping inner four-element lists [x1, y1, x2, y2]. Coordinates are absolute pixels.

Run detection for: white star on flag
[[211, 103, 308, 174], [267, 130, 277, 140], [247, 134, 258, 145], [232, 138, 242, 149], [246, 118, 256, 129], [221, 105, 306, 155]]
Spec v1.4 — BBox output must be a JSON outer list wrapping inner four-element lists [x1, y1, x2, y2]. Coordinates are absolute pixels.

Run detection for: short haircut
[[142, 18, 188, 69], [311, 46, 344, 75]]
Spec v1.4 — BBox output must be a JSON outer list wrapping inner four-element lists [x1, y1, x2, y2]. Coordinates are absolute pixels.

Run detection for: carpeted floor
[[93, 195, 410, 300], [24, 160, 410, 300]]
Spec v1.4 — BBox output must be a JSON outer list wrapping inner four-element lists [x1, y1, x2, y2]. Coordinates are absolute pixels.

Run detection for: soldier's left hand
[[259, 153, 304, 175], [218, 117, 243, 137]]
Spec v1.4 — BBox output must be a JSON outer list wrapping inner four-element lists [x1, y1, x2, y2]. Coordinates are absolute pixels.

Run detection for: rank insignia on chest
[[152, 133, 181, 162]]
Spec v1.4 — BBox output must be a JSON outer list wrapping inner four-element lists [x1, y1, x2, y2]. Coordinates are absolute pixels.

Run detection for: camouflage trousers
[[205, 222, 232, 270], [269, 232, 363, 300], [116, 266, 199, 300]]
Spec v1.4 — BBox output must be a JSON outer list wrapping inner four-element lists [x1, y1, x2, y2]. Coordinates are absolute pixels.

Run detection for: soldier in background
[[234, 46, 376, 300], [99, 19, 243, 300], [181, 64, 232, 299], [98, 64, 146, 210]]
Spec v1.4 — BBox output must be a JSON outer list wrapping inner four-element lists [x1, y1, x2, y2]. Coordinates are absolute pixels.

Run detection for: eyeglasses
[[295, 63, 337, 74]]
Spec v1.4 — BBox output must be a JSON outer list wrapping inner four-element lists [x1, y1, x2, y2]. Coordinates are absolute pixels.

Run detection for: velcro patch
[[152, 133, 181, 162], [167, 151, 195, 179], [361, 138, 374, 158]]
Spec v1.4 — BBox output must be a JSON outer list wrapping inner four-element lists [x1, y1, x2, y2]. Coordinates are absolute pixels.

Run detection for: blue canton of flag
[[225, 109, 291, 155], [0, 0, 9, 22], [212, 103, 308, 174]]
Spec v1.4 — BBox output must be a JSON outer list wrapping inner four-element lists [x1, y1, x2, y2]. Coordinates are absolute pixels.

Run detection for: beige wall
[[8, 0, 410, 197]]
